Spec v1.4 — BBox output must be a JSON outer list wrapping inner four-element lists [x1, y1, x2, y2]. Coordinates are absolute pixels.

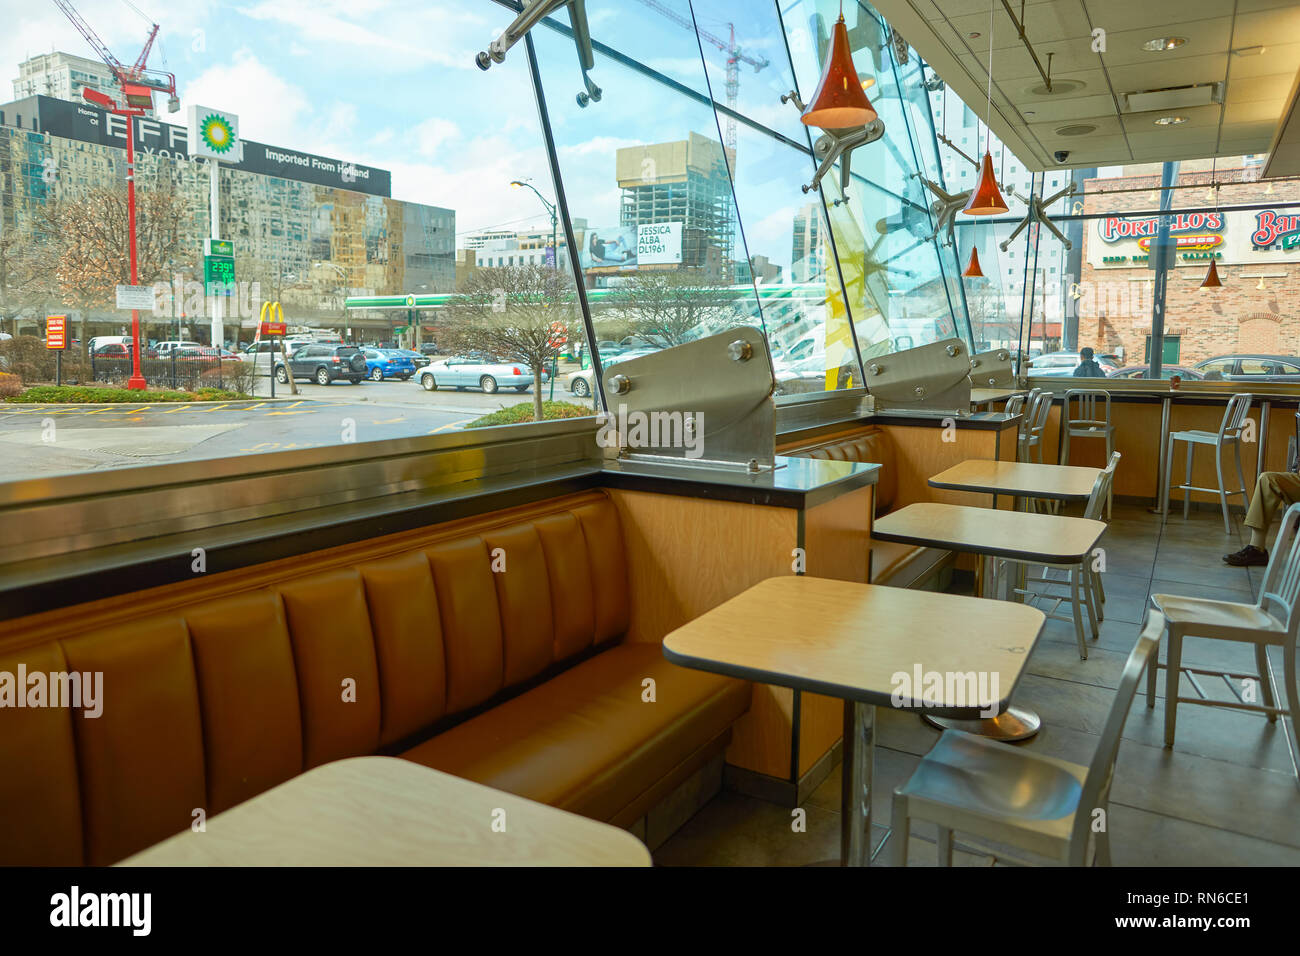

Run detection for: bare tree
[[43, 170, 187, 358], [442, 264, 575, 421], [612, 268, 739, 348]]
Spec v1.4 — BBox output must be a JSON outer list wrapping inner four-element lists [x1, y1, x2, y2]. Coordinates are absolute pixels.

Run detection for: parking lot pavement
[[243, 372, 599, 413]]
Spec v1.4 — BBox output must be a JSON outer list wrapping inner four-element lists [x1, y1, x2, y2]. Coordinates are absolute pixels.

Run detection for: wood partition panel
[[877, 424, 1005, 507], [608, 488, 800, 779]]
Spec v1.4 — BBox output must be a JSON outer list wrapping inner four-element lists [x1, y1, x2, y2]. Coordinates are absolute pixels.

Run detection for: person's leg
[[1228, 472, 1300, 564]]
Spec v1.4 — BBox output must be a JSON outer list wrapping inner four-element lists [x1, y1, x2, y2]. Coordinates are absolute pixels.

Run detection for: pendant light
[[963, 3, 1009, 216], [1199, 157, 1223, 289], [801, 3, 878, 129], [963, 245, 985, 277], [1199, 258, 1222, 289]]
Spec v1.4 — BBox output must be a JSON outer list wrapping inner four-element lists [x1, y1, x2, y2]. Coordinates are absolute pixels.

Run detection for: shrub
[[0, 372, 21, 398], [463, 400, 595, 429], [6, 384, 249, 404]]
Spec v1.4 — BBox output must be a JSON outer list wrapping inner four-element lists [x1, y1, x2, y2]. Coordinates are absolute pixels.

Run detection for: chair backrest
[[1083, 451, 1121, 521], [1218, 393, 1253, 440], [1071, 611, 1163, 863], [1018, 387, 1043, 435], [1005, 394, 1026, 417], [1254, 500, 1300, 637], [1029, 390, 1053, 435], [1064, 388, 1111, 427]]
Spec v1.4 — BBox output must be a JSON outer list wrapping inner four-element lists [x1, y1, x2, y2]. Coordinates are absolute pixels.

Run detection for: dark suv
[[275, 344, 367, 385]]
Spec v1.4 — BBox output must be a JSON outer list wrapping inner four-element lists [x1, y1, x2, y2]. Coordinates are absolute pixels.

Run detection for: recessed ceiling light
[[1056, 124, 1097, 136], [1143, 37, 1187, 52], [1154, 115, 1187, 125]]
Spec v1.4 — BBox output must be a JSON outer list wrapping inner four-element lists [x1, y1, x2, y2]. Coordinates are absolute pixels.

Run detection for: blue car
[[361, 348, 416, 381]]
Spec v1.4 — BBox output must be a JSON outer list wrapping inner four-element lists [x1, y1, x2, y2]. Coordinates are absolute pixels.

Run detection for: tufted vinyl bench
[[0, 491, 750, 865]]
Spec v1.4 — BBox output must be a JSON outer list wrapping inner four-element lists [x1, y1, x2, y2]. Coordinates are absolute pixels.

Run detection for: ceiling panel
[[872, 0, 1300, 170]]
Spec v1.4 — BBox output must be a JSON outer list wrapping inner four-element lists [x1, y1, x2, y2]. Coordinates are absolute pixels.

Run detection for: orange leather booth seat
[[0, 492, 750, 865], [790, 428, 951, 587]]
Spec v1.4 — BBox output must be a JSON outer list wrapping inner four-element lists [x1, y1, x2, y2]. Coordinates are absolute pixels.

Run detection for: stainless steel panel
[[863, 338, 973, 415]]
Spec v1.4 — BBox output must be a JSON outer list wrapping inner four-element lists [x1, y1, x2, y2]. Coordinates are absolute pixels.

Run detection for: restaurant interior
[[4, 0, 1300, 883]]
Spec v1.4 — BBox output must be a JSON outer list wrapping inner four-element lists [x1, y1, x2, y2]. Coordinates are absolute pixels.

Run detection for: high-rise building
[[12, 52, 154, 117], [614, 132, 735, 279], [791, 203, 824, 283]]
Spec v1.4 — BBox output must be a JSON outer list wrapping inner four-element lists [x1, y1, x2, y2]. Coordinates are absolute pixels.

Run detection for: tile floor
[[654, 503, 1300, 866]]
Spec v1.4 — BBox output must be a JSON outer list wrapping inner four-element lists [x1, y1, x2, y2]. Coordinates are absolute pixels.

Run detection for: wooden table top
[[970, 387, 1021, 404], [118, 757, 652, 867], [872, 501, 1107, 563], [662, 576, 1044, 716], [929, 459, 1102, 501]]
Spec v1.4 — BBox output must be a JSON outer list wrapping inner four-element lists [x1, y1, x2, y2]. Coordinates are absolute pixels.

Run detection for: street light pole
[[510, 179, 559, 269]]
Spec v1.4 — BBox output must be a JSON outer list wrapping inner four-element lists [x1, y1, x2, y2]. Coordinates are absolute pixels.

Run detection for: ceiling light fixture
[[1154, 115, 1187, 126], [1142, 37, 1187, 52], [800, 4, 877, 129], [962, 2, 1008, 217], [963, 245, 985, 277], [1233, 45, 1266, 57], [1201, 160, 1223, 290]]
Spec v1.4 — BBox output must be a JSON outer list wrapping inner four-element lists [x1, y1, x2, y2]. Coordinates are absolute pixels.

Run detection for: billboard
[[187, 105, 243, 163], [579, 222, 684, 269], [11, 95, 390, 197], [581, 225, 638, 269], [637, 222, 682, 265]]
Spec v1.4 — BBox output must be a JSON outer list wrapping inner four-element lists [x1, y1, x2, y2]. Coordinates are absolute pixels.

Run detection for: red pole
[[124, 107, 146, 390]]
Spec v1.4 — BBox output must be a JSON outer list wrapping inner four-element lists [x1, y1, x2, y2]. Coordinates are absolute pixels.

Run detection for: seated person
[[1073, 347, 1105, 377], [1223, 471, 1300, 566]]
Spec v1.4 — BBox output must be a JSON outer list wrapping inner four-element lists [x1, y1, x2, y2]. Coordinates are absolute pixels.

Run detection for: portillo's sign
[[1089, 208, 1300, 268]]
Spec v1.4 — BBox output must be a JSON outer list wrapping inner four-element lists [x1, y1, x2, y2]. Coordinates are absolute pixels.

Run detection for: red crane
[[635, 0, 769, 152], [51, 0, 177, 112]]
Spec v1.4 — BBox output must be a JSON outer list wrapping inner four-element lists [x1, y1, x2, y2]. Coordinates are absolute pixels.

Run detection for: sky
[[0, 0, 963, 276]]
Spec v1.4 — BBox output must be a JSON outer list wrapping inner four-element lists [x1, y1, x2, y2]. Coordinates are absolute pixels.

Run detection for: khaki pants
[[1244, 471, 1300, 530]]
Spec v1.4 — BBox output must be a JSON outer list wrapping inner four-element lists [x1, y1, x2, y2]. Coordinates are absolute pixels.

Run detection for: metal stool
[[1162, 392, 1252, 534]]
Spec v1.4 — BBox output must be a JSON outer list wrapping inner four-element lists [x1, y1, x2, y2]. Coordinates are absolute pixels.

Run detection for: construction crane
[[52, 0, 177, 112], [635, 0, 768, 152]]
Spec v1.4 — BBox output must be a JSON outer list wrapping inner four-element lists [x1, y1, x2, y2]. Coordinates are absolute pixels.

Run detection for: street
[[0, 376, 598, 481]]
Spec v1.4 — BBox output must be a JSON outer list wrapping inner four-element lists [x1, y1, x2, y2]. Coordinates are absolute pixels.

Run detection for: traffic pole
[[125, 109, 146, 390]]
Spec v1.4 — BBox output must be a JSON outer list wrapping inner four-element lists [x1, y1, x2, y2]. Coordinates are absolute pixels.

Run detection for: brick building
[[1075, 161, 1300, 367]]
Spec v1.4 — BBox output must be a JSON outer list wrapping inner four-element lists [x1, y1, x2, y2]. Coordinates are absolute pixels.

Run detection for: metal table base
[[840, 700, 876, 866]]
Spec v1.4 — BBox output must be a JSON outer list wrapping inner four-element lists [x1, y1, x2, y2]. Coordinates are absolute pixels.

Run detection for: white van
[[155, 340, 203, 356]]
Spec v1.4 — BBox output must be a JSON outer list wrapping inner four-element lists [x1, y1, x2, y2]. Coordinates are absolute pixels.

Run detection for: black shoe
[[1223, 545, 1269, 567]]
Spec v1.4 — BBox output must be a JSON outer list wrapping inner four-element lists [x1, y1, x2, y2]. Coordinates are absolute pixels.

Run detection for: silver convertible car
[[418, 355, 549, 393]]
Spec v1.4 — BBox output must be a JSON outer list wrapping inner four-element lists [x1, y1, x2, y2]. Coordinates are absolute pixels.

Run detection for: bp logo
[[199, 114, 236, 154]]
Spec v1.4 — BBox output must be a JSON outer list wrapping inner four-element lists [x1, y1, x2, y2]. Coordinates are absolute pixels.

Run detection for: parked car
[[1193, 354, 1300, 383], [274, 344, 367, 385], [1108, 364, 1205, 380], [91, 342, 132, 359], [174, 346, 242, 362], [417, 342, 440, 356], [87, 335, 133, 352], [566, 349, 656, 398], [419, 355, 549, 393], [393, 348, 431, 368], [361, 348, 416, 381], [1026, 351, 1121, 377]]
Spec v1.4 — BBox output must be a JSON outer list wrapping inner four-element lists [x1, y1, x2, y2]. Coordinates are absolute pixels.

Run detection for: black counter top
[[600, 454, 880, 509]]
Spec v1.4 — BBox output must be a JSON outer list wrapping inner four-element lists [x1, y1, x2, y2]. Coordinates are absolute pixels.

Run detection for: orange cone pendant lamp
[[963, 246, 985, 277], [963, 151, 1009, 216], [1200, 258, 1222, 289], [801, 13, 877, 129], [962, 3, 1009, 216]]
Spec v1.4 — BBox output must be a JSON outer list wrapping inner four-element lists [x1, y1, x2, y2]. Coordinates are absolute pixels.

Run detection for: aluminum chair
[[1161, 392, 1252, 534], [1020, 389, 1053, 464], [1004, 393, 1026, 418], [1061, 389, 1115, 519], [1148, 500, 1300, 786], [890, 612, 1161, 866], [1015, 387, 1042, 458], [1002, 452, 1120, 659]]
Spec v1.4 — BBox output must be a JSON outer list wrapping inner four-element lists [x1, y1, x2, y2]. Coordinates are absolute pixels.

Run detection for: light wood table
[[929, 459, 1101, 504], [872, 502, 1106, 741], [970, 386, 1022, 410], [663, 575, 1045, 867], [118, 756, 652, 867]]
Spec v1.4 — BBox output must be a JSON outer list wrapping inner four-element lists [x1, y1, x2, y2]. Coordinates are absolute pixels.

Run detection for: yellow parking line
[[429, 418, 473, 433]]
